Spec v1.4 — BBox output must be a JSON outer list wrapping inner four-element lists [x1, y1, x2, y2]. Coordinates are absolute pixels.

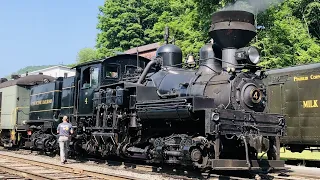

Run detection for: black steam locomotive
[[2, 10, 286, 171]]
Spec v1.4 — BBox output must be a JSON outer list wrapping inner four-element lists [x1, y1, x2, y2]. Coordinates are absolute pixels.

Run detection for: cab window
[[82, 67, 99, 88], [124, 65, 137, 75], [91, 67, 99, 87], [105, 64, 119, 79]]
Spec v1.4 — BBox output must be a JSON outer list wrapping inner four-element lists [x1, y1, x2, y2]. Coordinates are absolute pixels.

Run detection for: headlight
[[247, 46, 260, 64], [235, 46, 260, 65]]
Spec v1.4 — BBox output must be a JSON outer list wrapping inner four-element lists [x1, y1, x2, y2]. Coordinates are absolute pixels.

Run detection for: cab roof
[[0, 74, 55, 88], [71, 54, 151, 69]]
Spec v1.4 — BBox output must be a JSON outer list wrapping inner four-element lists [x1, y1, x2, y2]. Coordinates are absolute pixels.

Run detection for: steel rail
[[0, 154, 138, 180], [259, 172, 320, 180], [0, 163, 54, 180]]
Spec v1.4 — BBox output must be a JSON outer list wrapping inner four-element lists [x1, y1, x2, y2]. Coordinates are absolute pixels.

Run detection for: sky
[[0, 0, 104, 77]]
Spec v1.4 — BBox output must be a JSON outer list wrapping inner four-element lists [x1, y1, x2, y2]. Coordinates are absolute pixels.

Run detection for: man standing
[[57, 116, 73, 164]]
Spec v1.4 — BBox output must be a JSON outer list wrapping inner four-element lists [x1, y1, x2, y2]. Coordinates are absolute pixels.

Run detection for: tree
[[254, 0, 320, 68], [148, 0, 207, 57], [95, 0, 319, 68], [96, 0, 211, 59], [76, 48, 98, 64], [96, 0, 172, 58], [193, 0, 320, 68]]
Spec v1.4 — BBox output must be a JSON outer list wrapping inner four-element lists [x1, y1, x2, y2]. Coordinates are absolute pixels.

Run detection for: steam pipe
[[137, 57, 161, 84], [241, 135, 251, 169], [96, 106, 101, 127]]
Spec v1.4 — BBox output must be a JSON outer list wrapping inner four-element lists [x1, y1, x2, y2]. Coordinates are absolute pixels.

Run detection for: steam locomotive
[[0, 10, 286, 171]]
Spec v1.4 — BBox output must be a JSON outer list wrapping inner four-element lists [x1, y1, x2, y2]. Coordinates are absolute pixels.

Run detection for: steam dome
[[156, 44, 183, 68]]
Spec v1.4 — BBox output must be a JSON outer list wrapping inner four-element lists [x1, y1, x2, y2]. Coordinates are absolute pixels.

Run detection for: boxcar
[[265, 63, 320, 152]]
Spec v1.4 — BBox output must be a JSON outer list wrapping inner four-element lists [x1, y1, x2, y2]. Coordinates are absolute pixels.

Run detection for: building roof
[[26, 65, 74, 74], [0, 75, 55, 88], [124, 42, 161, 54]]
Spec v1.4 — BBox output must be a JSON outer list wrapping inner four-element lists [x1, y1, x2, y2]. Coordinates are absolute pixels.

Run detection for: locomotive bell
[[156, 44, 183, 68], [187, 54, 195, 65]]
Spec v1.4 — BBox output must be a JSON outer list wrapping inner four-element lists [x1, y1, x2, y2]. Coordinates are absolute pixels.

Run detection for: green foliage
[[76, 48, 98, 64], [96, 0, 171, 58], [95, 0, 320, 68], [255, 0, 320, 68], [193, 0, 320, 68], [148, 0, 207, 56], [301, 0, 320, 39]]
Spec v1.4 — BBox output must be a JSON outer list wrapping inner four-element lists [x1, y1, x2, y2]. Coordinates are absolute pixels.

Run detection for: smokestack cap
[[209, 10, 256, 49]]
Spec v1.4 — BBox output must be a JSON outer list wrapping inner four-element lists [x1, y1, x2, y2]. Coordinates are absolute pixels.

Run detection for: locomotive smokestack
[[209, 10, 256, 69]]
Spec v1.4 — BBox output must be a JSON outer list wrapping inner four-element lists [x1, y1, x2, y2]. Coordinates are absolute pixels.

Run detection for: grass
[[259, 148, 320, 161], [279, 148, 320, 161]]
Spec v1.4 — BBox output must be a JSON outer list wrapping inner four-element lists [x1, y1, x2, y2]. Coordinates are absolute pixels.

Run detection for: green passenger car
[[265, 63, 320, 152]]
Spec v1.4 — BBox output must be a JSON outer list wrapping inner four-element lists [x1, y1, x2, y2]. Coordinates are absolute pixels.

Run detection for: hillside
[[15, 65, 55, 75]]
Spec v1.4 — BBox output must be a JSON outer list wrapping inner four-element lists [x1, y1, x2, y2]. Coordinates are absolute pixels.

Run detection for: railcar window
[[105, 65, 119, 79]]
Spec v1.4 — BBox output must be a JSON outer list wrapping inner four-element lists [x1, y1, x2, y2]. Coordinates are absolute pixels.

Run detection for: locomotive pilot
[[57, 116, 73, 164]]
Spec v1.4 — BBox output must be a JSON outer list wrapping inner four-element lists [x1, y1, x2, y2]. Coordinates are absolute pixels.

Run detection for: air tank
[[156, 44, 183, 68], [198, 43, 222, 74]]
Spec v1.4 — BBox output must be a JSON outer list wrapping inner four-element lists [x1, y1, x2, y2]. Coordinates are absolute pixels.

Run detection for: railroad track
[[1, 148, 320, 180], [84, 158, 320, 180], [0, 154, 138, 180]]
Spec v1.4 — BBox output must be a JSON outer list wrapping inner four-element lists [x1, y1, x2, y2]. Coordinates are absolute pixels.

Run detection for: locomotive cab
[[77, 62, 102, 115], [73, 54, 154, 117]]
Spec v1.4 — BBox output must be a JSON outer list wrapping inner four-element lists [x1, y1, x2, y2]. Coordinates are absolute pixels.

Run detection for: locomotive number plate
[[250, 88, 262, 103]]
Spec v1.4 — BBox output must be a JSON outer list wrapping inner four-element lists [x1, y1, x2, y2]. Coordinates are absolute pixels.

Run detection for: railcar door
[[78, 65, 100, 115]]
